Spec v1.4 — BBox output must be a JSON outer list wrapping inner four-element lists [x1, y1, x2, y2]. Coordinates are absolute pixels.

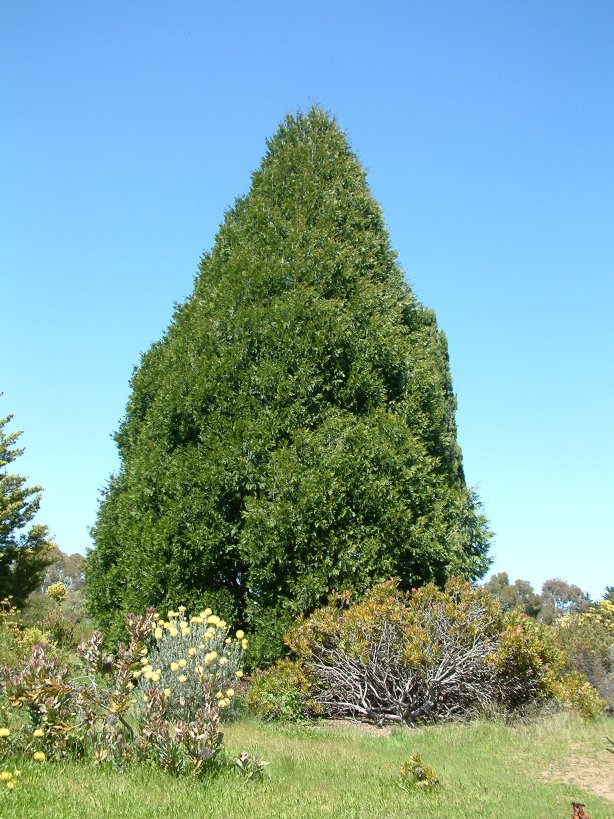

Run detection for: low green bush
[[398, 754, 440, 792], [234, 750, 269, 780], [490, 609, 565, 707], [247, 659, 318, 722]]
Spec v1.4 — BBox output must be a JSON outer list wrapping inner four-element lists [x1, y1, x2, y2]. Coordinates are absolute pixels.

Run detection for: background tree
[[87, 108, 491, 661], [42, 547, 85, 592], [482, 572, 542, 618], [0, 411, 55, 608], [539, 578, 591, 624], [19, 547, 89, 650], [604, 586, 614, 603]]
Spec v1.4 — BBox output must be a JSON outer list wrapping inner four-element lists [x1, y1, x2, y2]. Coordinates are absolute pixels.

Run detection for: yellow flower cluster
[[152, 609, 245, 640], [558, 599, 614, 631], [133, 654, 163, 683], [45, 581, 67, 603], [215, 688, 236, 708], [140, 605, 248, 715], [0, 769, 20, 791], [0, 728, 10, 738]]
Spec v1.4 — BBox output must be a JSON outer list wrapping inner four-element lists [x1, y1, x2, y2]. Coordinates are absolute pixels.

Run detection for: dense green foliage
[[247, 658, 317, 722], [87, 108, 490, 660], [0, 413, 54, 608]]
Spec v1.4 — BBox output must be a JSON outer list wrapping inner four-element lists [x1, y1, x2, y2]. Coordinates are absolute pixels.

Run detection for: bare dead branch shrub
[[285, 579, 602, 724]]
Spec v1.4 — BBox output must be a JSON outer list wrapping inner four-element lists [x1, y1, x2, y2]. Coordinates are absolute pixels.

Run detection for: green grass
[[1, 712, 612, 818]]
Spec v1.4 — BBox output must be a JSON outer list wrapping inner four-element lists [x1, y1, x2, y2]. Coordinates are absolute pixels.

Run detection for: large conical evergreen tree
[[87, 108, 490, 662]]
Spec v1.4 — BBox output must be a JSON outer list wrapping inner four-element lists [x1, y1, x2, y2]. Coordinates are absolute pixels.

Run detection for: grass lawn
[[1, 712, 612, 818]]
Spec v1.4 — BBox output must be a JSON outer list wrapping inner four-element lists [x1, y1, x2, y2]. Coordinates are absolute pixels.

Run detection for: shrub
[[551, 671, 606, 718], [247, 659, 318, 722], [0, 598, 57, 667], [490, 609, 565, 707], [138, 607, 247, 720], [0, 608, 227, 777], [136, 686, 223, 776], [285, 579, 603, 724], [1, 643, 90, 759], [552, 601, 614, 707], [0, 601, 22, 669], [234, 751, 269, 780], [21, 587, 92, 652], [399, 754, 440, 791]]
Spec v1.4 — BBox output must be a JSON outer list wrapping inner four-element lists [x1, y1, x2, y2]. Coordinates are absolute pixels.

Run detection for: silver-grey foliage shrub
[[138, 607, 247, 720]]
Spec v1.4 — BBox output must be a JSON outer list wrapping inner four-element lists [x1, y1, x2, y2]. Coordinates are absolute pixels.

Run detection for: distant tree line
[[481, 571, 605, 623]]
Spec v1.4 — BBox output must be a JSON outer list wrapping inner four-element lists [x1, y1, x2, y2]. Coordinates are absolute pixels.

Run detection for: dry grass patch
[[542, 746, 614, 804]]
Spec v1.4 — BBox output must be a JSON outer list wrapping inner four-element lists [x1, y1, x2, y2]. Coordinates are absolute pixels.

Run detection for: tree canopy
[[482, 572, 543, 618], [86, 108, 491, 661], [540, 578, 591, 624], [42, 546, 85, 592], [0, 411, 55, 608]]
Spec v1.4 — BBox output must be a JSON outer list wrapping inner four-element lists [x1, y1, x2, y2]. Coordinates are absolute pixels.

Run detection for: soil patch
[[544, 752, 614, 804]]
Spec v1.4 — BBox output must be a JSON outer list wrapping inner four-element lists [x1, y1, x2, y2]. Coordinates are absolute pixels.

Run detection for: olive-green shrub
[[552, 600, 614, 707], [284, 579, 604, 724], [247, 659, 318, 722]]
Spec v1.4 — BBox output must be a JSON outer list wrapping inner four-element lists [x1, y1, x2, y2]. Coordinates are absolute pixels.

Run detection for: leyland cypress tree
[[87, 108, 490, 661]]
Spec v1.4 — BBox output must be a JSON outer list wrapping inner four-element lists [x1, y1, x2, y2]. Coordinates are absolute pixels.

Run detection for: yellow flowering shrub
[[0, 598, 56, 667], [139, 607, 247, 721], [45, 582, 67, 604], [0, 609, 226, 777], [552, 672, 606, 718]]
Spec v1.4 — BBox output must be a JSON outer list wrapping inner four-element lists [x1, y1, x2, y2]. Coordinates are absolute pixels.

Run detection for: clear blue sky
[[2, 0, 613, 598]]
